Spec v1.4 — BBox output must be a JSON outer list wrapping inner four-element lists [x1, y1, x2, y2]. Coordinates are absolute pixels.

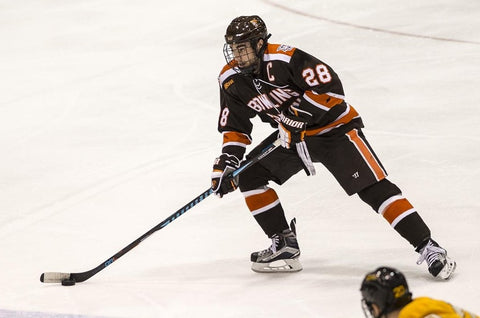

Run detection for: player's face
[[231, 42, 257, 69]]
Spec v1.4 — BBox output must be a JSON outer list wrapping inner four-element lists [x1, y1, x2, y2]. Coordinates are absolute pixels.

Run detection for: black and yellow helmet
[[360, 267, 413, 318]]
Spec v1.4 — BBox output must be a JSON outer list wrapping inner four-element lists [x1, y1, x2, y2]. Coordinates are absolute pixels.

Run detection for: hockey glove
[[211, 153, 240, 198], [278, 112, 307, 149], [278, 112, 316, 176]]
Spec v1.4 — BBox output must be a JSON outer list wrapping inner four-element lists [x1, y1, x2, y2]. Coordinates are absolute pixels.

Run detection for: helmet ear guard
[[360, 267, 412, 318]]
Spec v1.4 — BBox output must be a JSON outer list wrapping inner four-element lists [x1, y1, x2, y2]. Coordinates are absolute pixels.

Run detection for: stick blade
[[40, 272, 71, 283]]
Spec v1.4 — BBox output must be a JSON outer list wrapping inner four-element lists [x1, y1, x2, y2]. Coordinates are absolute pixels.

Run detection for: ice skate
[[251, 220, 302, 273], [416, 239, 456, 280]]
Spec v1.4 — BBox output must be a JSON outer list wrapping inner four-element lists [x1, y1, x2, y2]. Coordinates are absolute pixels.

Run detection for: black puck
[[61, 278, 76, 286]]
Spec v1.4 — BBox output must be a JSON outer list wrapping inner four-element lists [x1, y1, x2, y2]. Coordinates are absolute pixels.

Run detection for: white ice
[[0, 0, 479, 317]]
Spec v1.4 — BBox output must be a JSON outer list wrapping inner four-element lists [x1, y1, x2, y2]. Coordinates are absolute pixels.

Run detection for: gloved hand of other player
[[211, 153, 240, 197], [278, 112, 307, 149]]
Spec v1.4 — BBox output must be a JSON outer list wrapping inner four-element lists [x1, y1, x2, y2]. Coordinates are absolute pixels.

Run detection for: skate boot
[[251, 220, 302, 273], [416, 239, 456, 280]]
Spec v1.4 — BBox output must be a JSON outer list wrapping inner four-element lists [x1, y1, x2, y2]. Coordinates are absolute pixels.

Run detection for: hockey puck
[[61, 278, 76, 286]]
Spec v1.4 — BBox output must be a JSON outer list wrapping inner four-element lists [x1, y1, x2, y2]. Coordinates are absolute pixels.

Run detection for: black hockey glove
[[278, 112, 307, 149], [211, 153, 240, 198]]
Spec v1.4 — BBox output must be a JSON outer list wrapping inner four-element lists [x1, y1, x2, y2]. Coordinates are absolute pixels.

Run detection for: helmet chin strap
[[376, 303, 391, 318], [247, 34, 272, 76], [256, 34, 271, 58]]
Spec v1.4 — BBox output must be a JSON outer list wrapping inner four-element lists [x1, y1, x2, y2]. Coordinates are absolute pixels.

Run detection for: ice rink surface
[[1, 0, 479, 317]]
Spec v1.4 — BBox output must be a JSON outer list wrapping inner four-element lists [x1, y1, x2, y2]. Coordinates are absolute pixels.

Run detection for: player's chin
[[237, 64, 258, 75]]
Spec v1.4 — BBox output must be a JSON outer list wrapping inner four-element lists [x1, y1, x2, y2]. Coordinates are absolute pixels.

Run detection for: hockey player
[[360, 266, 479, 318], [210, 15, 456, 278]]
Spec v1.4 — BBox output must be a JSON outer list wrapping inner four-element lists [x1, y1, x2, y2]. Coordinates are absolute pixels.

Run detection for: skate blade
[[437, 257, 456, 280], [251, 258, 302, 273]]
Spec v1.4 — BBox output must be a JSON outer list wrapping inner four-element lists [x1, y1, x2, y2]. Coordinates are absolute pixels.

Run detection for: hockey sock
[[393, 212, 431, 248], [377, 195, 431, 247], [357, 179, 401, 211], [254, 208, 289, 237], [357, 180, 431, 248], [243, 186, 289, 237]]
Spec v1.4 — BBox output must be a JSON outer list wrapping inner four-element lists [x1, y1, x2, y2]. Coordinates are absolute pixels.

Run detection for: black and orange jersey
[[217, 43, 362, 159], [399, 297, 479, 318]]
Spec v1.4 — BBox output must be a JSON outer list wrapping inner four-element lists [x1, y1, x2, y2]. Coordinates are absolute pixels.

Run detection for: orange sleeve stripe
[[245, 188, 279, 212], [306, 104, 359, 136], [304, 91, 344, 109], [223, 131, 251, 146], [346, 129, 386, 181], [382, 198, 414, 224]]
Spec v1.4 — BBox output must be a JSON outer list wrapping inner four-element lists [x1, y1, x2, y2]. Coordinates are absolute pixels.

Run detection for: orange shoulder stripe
[[218, 62, 238, 87]]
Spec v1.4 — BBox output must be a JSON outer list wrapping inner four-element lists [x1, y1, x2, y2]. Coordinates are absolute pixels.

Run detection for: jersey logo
[[253, 79, 263, 91], [224, 79, 234, 90], [277, 44, 294, 52]]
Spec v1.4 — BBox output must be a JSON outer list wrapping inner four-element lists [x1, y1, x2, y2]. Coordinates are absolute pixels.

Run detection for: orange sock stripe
[[245, 188, 279, 213], [346, 129, 386, 181], [382, 198, 414, 224]]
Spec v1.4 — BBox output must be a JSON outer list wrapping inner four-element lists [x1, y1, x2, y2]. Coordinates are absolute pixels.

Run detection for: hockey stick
[[40, 139, 281, 285]]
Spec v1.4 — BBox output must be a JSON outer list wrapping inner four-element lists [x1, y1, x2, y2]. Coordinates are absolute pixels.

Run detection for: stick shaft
[[41, 139, 281, 283]]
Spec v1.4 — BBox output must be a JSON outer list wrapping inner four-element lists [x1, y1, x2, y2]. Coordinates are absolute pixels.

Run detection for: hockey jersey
[[399, 297, 479, 318], [217, 43, 362, 159]]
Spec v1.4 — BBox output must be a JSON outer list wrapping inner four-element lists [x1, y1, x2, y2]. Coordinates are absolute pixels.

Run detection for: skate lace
[[416, 243, 446, 266], [258, 235, 280, 256]]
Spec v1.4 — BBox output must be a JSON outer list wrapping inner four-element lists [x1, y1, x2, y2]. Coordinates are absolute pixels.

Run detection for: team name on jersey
[[247, 87, 300, 112]]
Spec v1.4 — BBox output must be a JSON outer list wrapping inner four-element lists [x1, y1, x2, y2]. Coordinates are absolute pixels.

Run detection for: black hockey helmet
[[224, 15, 268, 45], [223, 15, 271, 75], [360, 267, 412, 318]]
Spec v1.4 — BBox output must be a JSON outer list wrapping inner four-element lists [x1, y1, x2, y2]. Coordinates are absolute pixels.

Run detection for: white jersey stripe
[[263, 53, 292, 63], [218, 68, 237, 86], [303, 93, 330, 111], [326, 92, 345, 100]]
